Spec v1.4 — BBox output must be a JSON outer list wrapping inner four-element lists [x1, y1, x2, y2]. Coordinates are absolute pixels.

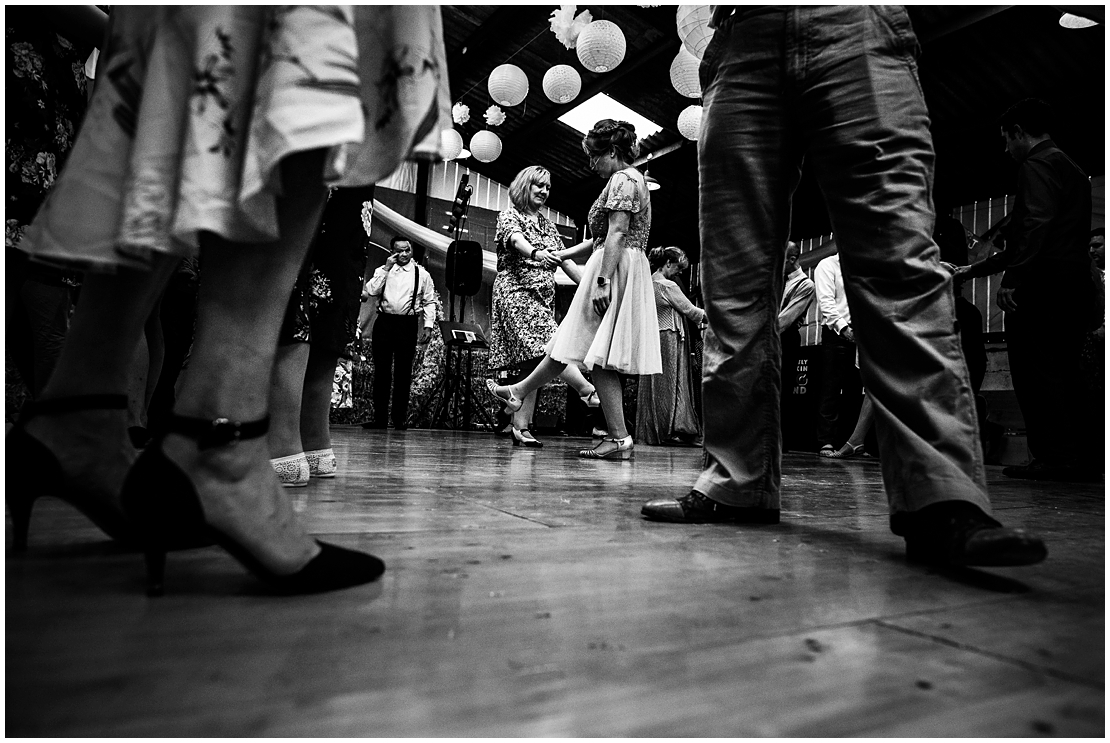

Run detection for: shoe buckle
[[198, 417, 242, 450]]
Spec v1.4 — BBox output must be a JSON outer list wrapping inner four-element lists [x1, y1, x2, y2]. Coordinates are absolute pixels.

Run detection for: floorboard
[[6, 426, 1104, 736]]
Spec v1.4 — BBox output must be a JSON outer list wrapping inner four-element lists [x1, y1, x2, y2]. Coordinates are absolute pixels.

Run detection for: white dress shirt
[[365, 262, 436, 328], [814, 253, 850, 334]]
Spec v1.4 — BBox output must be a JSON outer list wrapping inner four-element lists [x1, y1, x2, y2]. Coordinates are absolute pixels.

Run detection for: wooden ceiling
[[442, 6, 1105, 255]]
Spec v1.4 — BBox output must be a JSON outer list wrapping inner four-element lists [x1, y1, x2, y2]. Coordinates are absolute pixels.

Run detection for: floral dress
[[488, 206, 566, 371], [547, 168, 661, 375], [16, 6, 449, 272], [6, 6, 87, 285]]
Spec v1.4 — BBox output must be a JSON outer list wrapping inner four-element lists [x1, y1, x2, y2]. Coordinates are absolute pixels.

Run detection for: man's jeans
[[694, 6, 990, 518]]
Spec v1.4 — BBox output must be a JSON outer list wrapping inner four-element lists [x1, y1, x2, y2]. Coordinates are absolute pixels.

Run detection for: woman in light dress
[[486, 120, 661, 460]]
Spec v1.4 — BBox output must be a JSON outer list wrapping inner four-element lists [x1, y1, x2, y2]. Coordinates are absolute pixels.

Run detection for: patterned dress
[[635, 277, 706, 445], [547, 168, 661, 375], [16, 6, 449, 272], [488, 206, 565, 372]]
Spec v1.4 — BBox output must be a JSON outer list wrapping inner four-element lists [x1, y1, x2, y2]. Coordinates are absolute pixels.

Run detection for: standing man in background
[[812, 251, 857, 457], [361, 236, 436, 430], [777, 241, 815, 443], [956, 99, 1099, 482]]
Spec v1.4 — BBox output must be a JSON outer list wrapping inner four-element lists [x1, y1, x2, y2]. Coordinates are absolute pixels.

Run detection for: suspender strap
[[378, 265, 422, 317]]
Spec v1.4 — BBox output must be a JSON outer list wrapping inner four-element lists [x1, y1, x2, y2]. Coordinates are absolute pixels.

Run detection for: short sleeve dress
[[15, 6, 450, 273], [488, 206, 565, 371], [546, 168, 661, 375]]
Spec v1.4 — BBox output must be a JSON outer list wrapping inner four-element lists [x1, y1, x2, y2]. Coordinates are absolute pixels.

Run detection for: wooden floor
[[6, 427, 1104, 736]]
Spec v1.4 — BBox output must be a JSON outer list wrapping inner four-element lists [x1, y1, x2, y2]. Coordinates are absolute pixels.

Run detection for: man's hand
[[841, 326, 855, 343], [384, 253, 398, 270], [996, 287, 1018, 313], [592, 281, 611, 316], [418, 326, 432, 344]]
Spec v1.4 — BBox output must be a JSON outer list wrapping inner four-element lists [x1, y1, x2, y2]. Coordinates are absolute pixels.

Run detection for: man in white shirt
[[813, 252, 858, 454], [361, 236, 437, 430], [778, 242, 815, 446]]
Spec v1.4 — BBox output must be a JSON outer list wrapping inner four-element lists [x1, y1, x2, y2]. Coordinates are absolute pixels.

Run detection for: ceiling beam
[[447, 7, 552, 95], [503, 38, 681, 148], [916, 6, 1014, 43]]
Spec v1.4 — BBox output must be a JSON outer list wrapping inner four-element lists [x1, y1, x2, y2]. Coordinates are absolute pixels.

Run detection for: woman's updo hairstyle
[[582, 119, 640, 163], [648, 246, 689, 273]]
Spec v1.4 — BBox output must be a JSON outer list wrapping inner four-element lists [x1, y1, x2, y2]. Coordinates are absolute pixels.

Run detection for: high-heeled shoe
[[580, 389, 601, 408], [6, 394, 137, 551], [121, 413, 385, 596], [485, 379, 522, 412], [579, 434, 634, 460], [511, 427, 543, 448]]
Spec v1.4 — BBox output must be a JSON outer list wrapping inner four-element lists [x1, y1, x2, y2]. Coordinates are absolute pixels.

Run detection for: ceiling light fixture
[[1059, 12, 1098, 28], [644, 152, 661, 191]]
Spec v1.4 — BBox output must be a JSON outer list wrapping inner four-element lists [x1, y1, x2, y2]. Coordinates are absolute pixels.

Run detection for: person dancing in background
[[7, 6, 450, 594], [635, 246, 706, 446], [486, 120, 661, 460], [489, 165, 601, 448]]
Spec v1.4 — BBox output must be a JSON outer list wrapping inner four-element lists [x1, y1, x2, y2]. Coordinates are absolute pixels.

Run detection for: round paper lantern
[[542, 64, 582, 104], [677, 104, 703, 141], [470, 130, 503, 163], [440, 128, 464, 160], [487, 63, 529, 107], [576, 20, 626, 73], [676, 5, 714, 60], [669, 47, 701, 98]]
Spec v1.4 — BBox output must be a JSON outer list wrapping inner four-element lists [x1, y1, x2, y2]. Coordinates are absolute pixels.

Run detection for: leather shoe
[[641, 491, 779, 524], [903, 501, 1046, 567]]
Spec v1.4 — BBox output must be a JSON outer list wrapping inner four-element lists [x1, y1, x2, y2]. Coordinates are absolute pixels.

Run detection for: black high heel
[[121, 413, 385, 596], [6, 394, 137, 551], [510, 427, 543, 448]]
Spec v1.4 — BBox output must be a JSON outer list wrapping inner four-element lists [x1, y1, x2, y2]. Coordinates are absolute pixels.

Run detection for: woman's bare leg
[[268, 342, 310, 458], [160, 149, 329, 575]]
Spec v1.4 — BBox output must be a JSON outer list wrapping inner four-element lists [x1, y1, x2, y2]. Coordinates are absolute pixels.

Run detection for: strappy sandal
[[579, 435, 634, 461], [484, 379, 522, 412]]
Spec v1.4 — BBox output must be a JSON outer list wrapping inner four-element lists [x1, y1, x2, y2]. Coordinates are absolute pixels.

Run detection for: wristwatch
[[597, 276, 611, 287], [530, 248, 540, 260]]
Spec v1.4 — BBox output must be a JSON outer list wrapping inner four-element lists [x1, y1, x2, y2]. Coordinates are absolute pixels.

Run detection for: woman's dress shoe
[[121, 413, 384, 596], [6, 394, 137, 550]]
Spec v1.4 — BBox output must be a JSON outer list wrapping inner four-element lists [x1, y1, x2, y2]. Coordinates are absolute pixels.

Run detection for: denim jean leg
[[798, 6, 990, 515], [693, 14, 800, 509]]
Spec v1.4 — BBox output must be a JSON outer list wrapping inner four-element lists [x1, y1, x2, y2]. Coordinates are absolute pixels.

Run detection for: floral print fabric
[[17, 5, 449, 272], [488, 206, 566, 370], [586, 168, 651, 253]]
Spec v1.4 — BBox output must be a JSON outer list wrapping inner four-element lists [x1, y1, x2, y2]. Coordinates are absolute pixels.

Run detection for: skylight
[[557, 93, 663, 142]]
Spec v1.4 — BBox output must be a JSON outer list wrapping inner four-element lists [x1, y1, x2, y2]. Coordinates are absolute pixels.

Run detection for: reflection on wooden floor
[[6, 427, 1104, 736]]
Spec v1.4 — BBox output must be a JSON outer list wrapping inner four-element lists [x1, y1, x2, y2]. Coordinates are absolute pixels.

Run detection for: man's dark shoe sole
[[906, 526, 1047, 567]]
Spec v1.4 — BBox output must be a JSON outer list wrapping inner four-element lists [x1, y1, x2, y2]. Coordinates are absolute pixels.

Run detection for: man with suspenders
[[362, 236, 436, 430]]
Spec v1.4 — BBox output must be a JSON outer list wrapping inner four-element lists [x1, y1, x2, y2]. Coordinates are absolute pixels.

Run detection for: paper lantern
[[487, 63, 529, 107], [470, 130, 503, 163], [576, 20, 626, 73], [542, 64, 582, 104], [676, 5, 714, 60], [677, 104, 703, 141], [669, 47, 701, 98], [440, 129, 463, 160]]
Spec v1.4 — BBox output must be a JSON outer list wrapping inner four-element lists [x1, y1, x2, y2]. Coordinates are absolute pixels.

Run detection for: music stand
[[415, 175, 498, 431]]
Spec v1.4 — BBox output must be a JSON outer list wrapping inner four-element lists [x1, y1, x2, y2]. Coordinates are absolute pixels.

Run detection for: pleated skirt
[[547, 248, 662, 375], [17, 5, 449, 272]]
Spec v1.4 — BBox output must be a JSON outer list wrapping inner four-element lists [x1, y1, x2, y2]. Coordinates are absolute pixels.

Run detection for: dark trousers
[[1006, 290, 1096, 466], [815, 326, 859, 447], [372, 313, 418, 426]]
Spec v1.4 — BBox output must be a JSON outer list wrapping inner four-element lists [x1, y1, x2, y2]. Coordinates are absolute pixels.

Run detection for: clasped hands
[[532, 248, 563, 269]]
